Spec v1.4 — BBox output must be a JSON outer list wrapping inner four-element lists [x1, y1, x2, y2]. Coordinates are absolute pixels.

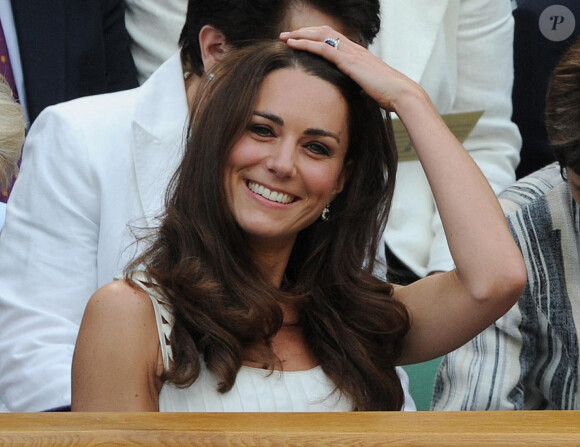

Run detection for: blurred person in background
[[433, 36, 580, 411]]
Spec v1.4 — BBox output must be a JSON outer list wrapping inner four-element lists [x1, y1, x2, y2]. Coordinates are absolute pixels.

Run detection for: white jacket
[[372, 0, 521, 276], [0, 53, 189, 411]]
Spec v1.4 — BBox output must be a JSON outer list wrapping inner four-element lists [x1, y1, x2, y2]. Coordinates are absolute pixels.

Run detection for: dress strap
[[126, 271, 174, 370]]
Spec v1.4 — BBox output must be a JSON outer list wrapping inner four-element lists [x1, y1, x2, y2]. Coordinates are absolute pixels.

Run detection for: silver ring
[[324, 37, 341, 49]]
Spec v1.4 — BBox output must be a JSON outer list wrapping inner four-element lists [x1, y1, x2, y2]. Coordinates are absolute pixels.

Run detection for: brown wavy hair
[[127, 41, 409, 411]]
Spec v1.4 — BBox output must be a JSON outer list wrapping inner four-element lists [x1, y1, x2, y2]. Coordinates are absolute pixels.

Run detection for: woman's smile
[[246, 180, 296, 205]]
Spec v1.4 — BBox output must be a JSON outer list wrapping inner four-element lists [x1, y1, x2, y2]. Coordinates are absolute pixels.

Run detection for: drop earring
[[321, 204, 330, 222]]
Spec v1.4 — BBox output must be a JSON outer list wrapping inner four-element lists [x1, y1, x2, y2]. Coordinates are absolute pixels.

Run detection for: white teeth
[[248, 181, 294, 204]]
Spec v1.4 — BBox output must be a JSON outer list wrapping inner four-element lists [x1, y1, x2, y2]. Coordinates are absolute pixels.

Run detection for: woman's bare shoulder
[[73, 279, 162, 411], [81, 279, 158, 346], [87, 279, 151, 312]]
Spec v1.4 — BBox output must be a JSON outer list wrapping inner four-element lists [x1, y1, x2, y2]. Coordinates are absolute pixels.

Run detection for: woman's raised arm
[[281, 27, 527, 364]]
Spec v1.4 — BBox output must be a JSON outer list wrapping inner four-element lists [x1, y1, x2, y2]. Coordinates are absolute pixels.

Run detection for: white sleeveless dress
[[130, 272, 415, 411], [131, 272, 352, 412]]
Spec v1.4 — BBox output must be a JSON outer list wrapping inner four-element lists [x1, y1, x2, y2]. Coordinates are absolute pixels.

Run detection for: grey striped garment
[[432, 163, 580, 410]]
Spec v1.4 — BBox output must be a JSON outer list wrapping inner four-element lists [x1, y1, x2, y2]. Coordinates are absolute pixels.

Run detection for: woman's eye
[[305, 142, 330, 156], [251, 125, 274, 138]]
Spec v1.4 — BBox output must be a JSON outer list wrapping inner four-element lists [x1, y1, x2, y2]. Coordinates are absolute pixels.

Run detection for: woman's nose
[[266, 141, 297, 178]]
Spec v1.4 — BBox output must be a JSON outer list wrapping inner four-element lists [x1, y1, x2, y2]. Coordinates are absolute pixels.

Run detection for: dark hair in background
[[546, 36, 580, 175], [127, 41, 408, 411], [179, 0, 381, 76]]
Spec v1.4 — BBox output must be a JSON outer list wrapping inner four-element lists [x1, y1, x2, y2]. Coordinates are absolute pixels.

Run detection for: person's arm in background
[[0, 1, 139, 411], [0, 108, 101, 412], [427, 0, 521, 274], [431, 300, 527, 410]]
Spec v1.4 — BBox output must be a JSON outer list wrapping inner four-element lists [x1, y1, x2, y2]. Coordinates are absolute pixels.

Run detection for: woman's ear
[[199, 25, 231, 72]]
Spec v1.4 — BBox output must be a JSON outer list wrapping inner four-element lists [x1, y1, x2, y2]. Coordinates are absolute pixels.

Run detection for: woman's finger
[[280, 26, 356, 56]]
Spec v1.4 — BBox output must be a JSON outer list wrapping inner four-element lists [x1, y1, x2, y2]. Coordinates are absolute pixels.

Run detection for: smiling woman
[[72, 36, 526, 413]]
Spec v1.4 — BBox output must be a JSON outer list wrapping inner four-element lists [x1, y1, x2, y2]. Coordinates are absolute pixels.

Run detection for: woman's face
[[223, 67, 350, 249]]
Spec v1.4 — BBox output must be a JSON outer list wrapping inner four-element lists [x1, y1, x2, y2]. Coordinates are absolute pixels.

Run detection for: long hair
[[127, 41, 409, 410]]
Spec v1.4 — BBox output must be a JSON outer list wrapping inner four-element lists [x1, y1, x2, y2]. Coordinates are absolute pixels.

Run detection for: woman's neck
[[251, 249, 291, 288], [248, 236, 297, 288]]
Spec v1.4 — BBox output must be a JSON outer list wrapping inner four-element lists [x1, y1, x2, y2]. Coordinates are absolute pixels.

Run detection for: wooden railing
[[0, 411, 579, 446]]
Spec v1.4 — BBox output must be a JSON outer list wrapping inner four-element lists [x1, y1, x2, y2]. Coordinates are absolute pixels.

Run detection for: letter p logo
[[539, 5, 575, 41]]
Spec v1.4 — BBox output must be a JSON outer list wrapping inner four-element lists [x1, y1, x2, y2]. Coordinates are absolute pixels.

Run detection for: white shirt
[[124, 0, 187, 84]]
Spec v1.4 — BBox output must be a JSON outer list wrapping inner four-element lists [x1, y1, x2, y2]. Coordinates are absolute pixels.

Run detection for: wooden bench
[[0, 411, 579, 446]]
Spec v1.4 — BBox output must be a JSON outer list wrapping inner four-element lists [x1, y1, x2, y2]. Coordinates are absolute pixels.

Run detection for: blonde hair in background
[[0, 75, 25, 192]]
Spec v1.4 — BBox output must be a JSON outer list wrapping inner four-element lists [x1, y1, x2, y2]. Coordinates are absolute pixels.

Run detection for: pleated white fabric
[[159, 363, 351, 412]]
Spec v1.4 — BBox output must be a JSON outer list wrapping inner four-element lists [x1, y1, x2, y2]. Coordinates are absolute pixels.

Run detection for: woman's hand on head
[[280, 26, 422, 112], [282, 27, 527, 366]]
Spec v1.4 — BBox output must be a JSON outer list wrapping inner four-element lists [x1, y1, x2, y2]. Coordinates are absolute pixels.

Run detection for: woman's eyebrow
[[254, 111, 341, 143], [254, 111, 283, 126], [304, 128, 341, 144]]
